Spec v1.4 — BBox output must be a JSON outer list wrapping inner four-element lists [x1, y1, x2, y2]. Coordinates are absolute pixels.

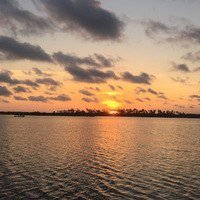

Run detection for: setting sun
[[109, 110, 118, 114]]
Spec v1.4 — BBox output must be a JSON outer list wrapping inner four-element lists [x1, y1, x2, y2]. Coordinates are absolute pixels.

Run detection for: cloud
[[124, 99, 132, 104], [35, 0, 124, 40], [22, 80, 39, 88], [85, 87, 101, 92], [171, 77, 189, 83], [14, 96, 28, 101], [0, 70, 20, 85], [28, 95, 48, 103], [158, 95, 168, 100], [13, 86, 30, 93], [53, 51, 116, 68], [0, 99, 10, 103], [79, 89, 94, 96], [32, 68, 51, 76], [36, 78, 60, 86], [0, 85, 12, 96], [117, 86, 123, 90], [121, 72, 155, 85], [0, 36, 52, 62], [189, 95, 200, 101], [135, 87, 146, 94], [82, 97, 99, 103], [108, 84, 115, 91], [48, 94, 72, 102], [148, 88, 158, 95], [144, 97, 151, 101], [142, 19, 200, 45], [171, 63, 190, 73], [182, 50, 200, 63], [136, 98, 144, 102], [66, 65, 118, 83], [0, 0, 53, 36], [142, 19, 174, 38]]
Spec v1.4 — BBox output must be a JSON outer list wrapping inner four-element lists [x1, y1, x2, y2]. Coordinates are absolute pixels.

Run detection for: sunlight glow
[[102, 100, 122, 109]]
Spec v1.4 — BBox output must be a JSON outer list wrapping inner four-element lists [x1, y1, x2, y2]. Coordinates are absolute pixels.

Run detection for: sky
[[0, 0, 200, 113]]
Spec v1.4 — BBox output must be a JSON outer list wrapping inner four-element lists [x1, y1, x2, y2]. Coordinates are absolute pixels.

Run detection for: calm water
[[0, 115, 199, 200]]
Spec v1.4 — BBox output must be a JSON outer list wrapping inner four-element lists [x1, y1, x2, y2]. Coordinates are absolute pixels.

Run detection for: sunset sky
[[0, 0, 200, 113]]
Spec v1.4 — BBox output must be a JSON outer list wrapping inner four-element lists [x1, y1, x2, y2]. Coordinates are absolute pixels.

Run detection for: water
[[0, 115, 199, 200]]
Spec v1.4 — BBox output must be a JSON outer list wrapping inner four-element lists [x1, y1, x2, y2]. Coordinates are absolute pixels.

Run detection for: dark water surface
[[0, 115, 199, 199]]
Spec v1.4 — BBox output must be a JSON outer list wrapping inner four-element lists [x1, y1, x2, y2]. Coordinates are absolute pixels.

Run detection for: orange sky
[[0, 0, 200, 113]]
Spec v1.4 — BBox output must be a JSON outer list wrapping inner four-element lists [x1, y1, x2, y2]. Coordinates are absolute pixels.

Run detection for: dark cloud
[[136, 98, 144, 102], [35, 0, 124, 40], [122, 72, 155, 85], [189, 95, 200, 100], [53, 52, 116, 68], [171, 63, 190, 73], [0, 85, 12, 96], [66, 65, 118, 83], [22, 80, 39, 88], [14, 96, 28, 101], [148, 88, 158, 95], [36, 78, 60, 86], [0, 0, 53, 36], [13, 86, 30, 93], [79, 89, 94, 97], [85, 87, 101, 92], [28, 95, 48, 103], [82, 97, 99, 103], [94, 54, 115, 68], [135, 87, 146, 94], [0, 70, 20, 85], [108, 84, 115, 91], [0, 36, 52, 62], [48, 94, 72, 102], [32, 68, 51, 76]]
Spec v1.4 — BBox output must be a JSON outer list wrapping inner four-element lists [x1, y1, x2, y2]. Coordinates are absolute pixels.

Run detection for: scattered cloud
[[0, 70, 20, 85], [36, 78, 60, 86], [66, 65, 118, 83], [28, 95, 48, 103], [135, 87, 146, 94], [136, 98, 144, 102], [108, 84, 115, 91], [21, 79, 39, 88], [0, 36, 52, 62], [144, 97, 151, 101], [14, 96, 28, 101], [171, 63, 190, 73], [189, 95, 200, 101], [171, 76, 189, 83], [118, 86, 123, 90], [124, 99, 132, 104], [182, 50, 200, 63], [32, 68, 51, 77], [82, 97, 99, 103], [121, 72, 155, 85], [48, 94, 72, 102], [34, 0, 124, 40], [79, 89, 95, 96], [13, 86, 30, 93], [0, 85, 12, 96], [148, 88, 158, 95]]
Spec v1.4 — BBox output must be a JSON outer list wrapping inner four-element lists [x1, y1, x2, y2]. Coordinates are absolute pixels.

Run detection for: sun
[[109, 110, 118, 115]]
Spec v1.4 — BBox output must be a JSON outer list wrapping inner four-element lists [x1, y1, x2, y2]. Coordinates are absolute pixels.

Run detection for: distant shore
[[1, 111, 200, 118]]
